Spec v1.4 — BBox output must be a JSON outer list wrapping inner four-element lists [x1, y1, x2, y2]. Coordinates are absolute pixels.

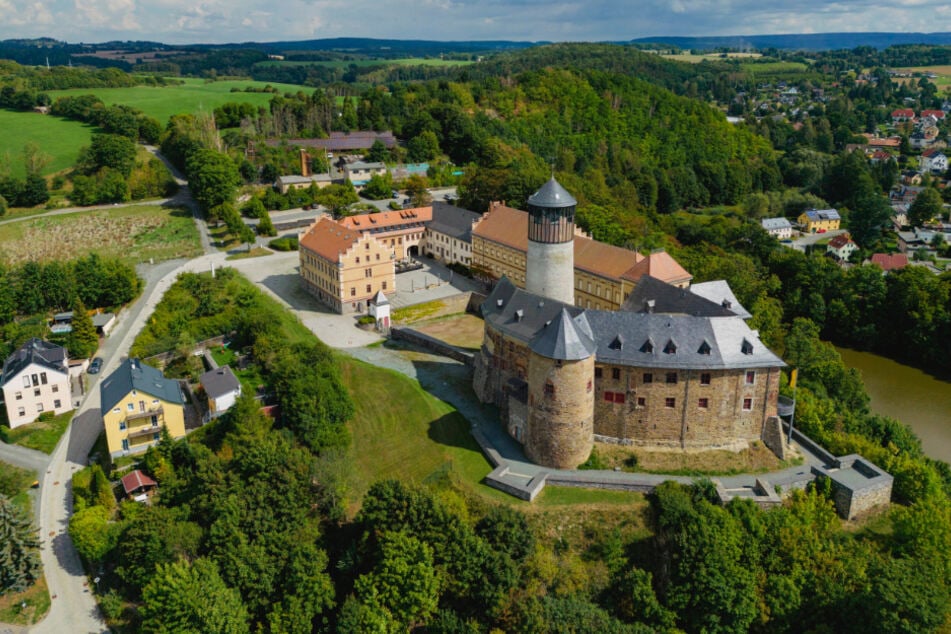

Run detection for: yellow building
[[472, 202, 692, 311], [797, 208, 841, 233], [100, 358, 185, 458], [300, 216, 398, 314]]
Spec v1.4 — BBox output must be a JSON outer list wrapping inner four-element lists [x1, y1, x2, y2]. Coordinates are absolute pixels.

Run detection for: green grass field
[[255, 57, 473, 69], [0, 110, 94, 177], [46, 77, 315, 126], [0, 204, 202, 267], [0, 410, 73, 454]]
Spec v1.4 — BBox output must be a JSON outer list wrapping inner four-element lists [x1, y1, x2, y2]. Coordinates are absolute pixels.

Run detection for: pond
[[837, 347, 951, 464]]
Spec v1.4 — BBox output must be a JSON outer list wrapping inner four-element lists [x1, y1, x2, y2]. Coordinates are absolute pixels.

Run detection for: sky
[[0, 0, 949, 45]]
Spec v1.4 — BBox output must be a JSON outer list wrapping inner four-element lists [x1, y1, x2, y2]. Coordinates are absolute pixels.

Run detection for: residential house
[[471, 202, 691, 311], [897, 228, 940, 254], [276, 174, 333, 194], [797, 209, 841, 233], [892, 185, 925, 204], [100, 358, 185, 458], [921, 109, 946, 122], [422, 202, 482, 266], [761, 217, 794, 239], [0, 339, 71, 428], [827, 234, 858, 261], [338, 207, 432, 261], [868, 149, 894, 164], [891, 108, 916, 124], [870, 253, 909, 272], [891, 203, 909, 229], [200, 365, 242, 420], [921, 149, 948, 175], [343, 161, 387, 186]]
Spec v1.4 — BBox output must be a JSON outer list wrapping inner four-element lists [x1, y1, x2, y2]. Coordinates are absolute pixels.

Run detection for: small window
[[665, 397, 676, 408], [604, 392, 614, 403], [36, 403, 43, 413], [700, 372, 711, 386], [14, 392, 21, 400], [746, 371, 755, 385], [350, 287, 356, 297], [127, 403, 134, 411], [594, 367, 603, 379], [51, 384, 59, 393], [34, 388, 41, 397], [666, 372, 678, 384], [366, 284, 372, 293], [54, 399, 61, 409], [23, 376, 30, 388], [612, 368, 621, 380], [356, 256, 360, 263], [643, 373, 653, 384], [17, 407, 25, 417], [743, 398, 753, 411], [664, 339, 677, 354], [113, 408, 120, 414], [698, 397, 709, 408], [40, 372, 47, 384], [640, 339, 654, 354], [741, 339, 754, 355], [544, 381, 555, 398], [698, 341, 711, 355], [614, 392, 626, 404], [382, 281, 387, 290], [119, 421, 126, 431], [636, 397, 646, 407]]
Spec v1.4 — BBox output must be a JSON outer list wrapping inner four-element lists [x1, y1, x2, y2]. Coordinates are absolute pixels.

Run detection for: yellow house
[[100, 358, 185, 458], [797, 208, 841, 233]]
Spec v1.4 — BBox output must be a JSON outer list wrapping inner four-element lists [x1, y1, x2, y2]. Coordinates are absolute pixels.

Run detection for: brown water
[[837, 347, 951, 464]]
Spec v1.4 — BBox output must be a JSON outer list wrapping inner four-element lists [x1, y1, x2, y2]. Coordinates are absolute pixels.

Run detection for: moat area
[[837, 347, 951, 463]]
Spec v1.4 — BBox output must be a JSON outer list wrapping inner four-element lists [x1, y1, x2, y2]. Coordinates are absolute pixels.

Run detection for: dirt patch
[[591, 440, 799, 476], [413, 313, 485, 350]]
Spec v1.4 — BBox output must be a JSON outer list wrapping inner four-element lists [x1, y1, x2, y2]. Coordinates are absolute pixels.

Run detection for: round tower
[[525, 308, 595, 469], [525, 178, 576, 305]]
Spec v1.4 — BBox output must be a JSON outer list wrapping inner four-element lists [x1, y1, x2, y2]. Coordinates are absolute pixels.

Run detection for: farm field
[[662, 52, 762, 63], [0, 110, 94, 177], [255, 57, 473, 69], [46, 77, 314, 125], [0, 204, 202, 266], [894, 65, 951, 87]]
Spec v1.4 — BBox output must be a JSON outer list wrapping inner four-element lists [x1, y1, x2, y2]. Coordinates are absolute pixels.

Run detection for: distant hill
[[630, 32, 951, 52]]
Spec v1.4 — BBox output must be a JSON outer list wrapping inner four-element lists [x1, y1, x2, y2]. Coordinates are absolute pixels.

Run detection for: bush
[[37, 411, 54, 423], [357, 315, 376, 325], [268, 236, 298, 251]]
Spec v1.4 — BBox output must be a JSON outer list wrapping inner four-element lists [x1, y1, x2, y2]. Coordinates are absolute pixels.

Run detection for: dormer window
[[698, 340, 711, 355], [640, 339, 654, 354], [663, 339, 677, 354], [610, 335, 623, 350], [741, 339, 754, 355]]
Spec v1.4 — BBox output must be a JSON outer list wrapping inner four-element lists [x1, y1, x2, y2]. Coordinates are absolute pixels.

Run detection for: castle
[[472, 179, 787, 469]]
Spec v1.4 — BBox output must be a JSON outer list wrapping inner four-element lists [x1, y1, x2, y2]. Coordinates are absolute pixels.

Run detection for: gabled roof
[[621, 276, 737, 318], [345, 161, 386, 171], [428, 202, 481, 242], [620, 251, 692, 285], [200, 366, 241, 400], [266, 131, 397, 151], [761, 217, 792, 230], [921, 148, 946, 158], [1, 339, 68, 387], [870, 253, 909, 272], [527, 178, 577, 208], [530, 308, 596, 361], [828, 234, 855, 249], [801, 208, 841, 222], [689, 280, 753, 319], [299, 217, 362, 262], [121, 469, 157, 495], [100, 358, 184, 413]]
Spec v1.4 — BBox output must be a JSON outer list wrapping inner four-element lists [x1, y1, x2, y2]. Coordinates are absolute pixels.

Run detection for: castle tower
[[525, 178, 577, 305], [525, 308, 596, 469]]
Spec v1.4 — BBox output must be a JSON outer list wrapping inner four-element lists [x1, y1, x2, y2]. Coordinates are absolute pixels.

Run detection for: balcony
[[127, 425, 162, 441], [125, 406, 163, 424]]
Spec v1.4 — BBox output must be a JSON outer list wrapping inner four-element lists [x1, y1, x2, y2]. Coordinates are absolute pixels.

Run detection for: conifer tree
[[68, 298, 98, 359], [0, 494, 41, 595]]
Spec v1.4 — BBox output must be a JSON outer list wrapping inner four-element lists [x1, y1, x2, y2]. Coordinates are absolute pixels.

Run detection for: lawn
[[0, 409, 73, 454], [341, 356, 646, 511], [0, 204, 202, 267], [0, 464, 50, 626], [894, 65, 951, 88], [0, 110, 95, 178], [46, 78, 316, 126]]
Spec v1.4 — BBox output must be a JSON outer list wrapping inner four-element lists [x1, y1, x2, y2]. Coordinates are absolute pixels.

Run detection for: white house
[[200, 366, 242, 420], [827, 234, 858, 261], [761, 217, 794, 239], [343, 161, 387, 186], [921, 149, 948, 175], [0, 339, 71, 428]]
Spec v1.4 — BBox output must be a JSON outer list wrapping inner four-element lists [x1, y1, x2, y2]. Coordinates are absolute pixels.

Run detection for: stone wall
[[390, 328, 474, 366]]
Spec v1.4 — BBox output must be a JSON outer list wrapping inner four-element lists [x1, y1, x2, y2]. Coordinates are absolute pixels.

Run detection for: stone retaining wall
[[390, 327, 475, 366]]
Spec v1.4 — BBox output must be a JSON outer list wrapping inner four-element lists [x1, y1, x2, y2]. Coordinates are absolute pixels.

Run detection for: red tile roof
[[299, 217, 362, 262], [870, 253, 908, 272], [891, 108, 915, 118], [121, 469, 157, 495], [339, 207, 433, 233], [921, 110, 946, 120], [828, 234, 854, 249]]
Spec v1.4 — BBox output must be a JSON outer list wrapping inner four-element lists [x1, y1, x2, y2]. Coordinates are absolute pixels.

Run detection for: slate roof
[[428, 202, 481, 242], [761, 217, 792, 231], [100, 358, 184, 413], [1, 339, 68, 387], [527, 178, 577, 208], [371, 290, 389, 306], [621, 276, 737, 318], [689, 280, 753, 319], [530, 308, 596, 361], [482, 277, 784, 371], [200, 366, 241, 400]]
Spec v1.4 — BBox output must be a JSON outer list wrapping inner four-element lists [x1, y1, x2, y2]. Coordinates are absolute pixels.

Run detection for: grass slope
[[0, 204, 201, 266], [0, 110, 94, 178], [0, 410, 73, 454], [46, 78, 316, 126]]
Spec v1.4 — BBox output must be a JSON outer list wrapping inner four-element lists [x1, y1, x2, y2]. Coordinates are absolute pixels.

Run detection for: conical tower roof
[[530, 307, 595, 360], [527, 177, 577, 208]]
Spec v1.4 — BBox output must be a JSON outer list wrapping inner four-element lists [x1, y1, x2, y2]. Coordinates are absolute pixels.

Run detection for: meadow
[[894, 65, 951, 88], [0, 204, 202, 267], [45, 77, 315, 126], [0, 110, 94, 177]]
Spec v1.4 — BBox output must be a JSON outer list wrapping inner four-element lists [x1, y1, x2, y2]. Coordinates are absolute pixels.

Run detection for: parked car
[[88, 357, 103, 374], [391, 190, 400, 199]]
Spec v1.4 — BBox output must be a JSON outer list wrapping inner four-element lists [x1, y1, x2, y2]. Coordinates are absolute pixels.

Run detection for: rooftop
[[200, 365, 241, 400], [299, 217, 362, 262], [1, 338, 68, 387], [100, 358, 184, 413]]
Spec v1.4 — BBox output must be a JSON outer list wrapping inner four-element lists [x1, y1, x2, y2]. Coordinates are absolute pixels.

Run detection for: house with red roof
[[891, 108, 916, 123], [870, 253, 909, 273], [827, 234, 858, 261]]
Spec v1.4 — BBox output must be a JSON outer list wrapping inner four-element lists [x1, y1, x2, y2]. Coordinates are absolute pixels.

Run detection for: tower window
[[611, 368, 621, 380], [743, 398, 753, 411], [700, 373, 711, 386], [666, 372, 677, 384], [746, 371, 755, 385], [544, 381, 555, 398], [595, 367, 602, 378], [698, 397, 709, 408], [643, 373, 653, 384], [665, 397, 676, 408]]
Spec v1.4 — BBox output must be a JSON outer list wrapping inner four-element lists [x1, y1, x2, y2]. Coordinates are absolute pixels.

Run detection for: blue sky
[[0, 0, 949, 45]]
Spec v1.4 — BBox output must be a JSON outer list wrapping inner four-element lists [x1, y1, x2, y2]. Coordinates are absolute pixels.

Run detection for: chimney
[[300, 148, 311, 177], [644, 299, 655, 313]]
